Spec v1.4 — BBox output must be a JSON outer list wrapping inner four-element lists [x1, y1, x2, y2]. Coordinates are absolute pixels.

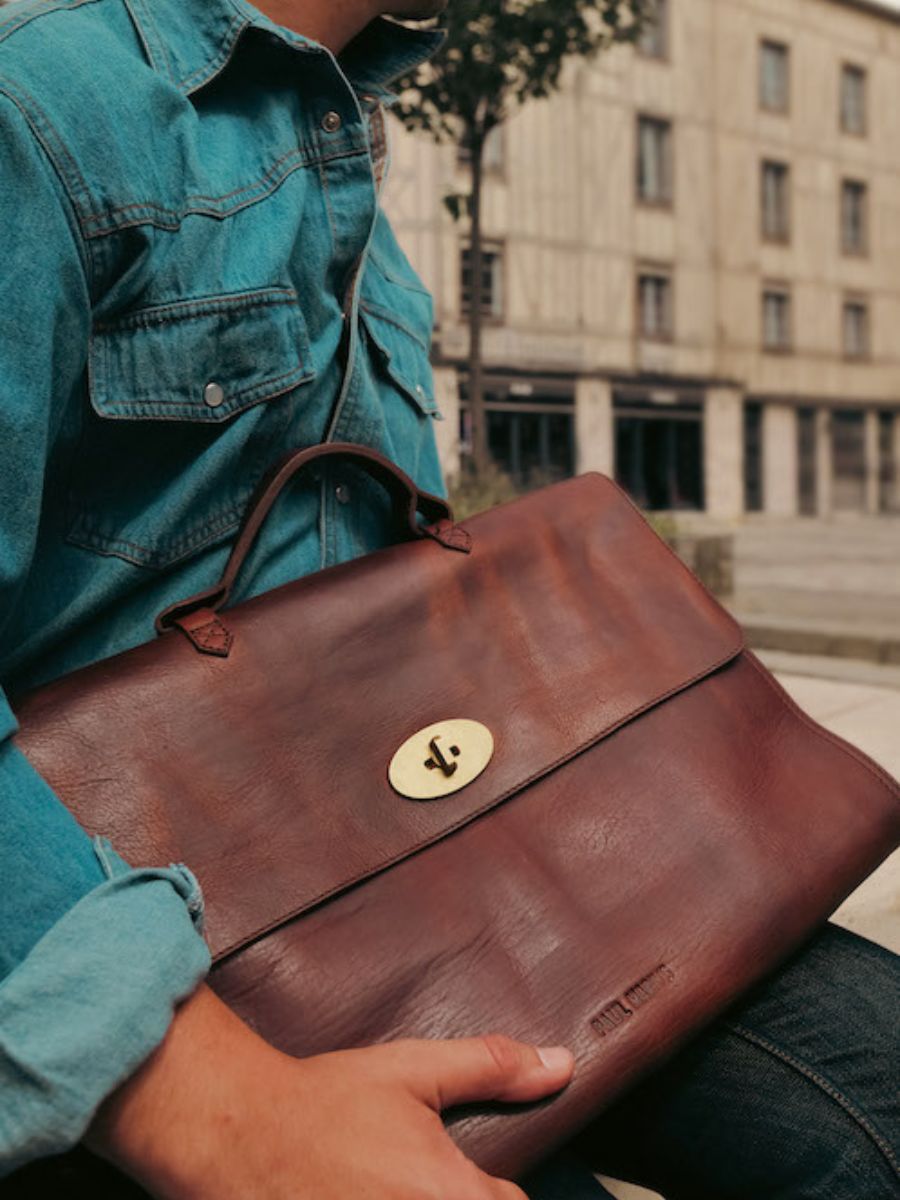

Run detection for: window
[[843, 298, 870, 359], [762, 286, 792, 352], [840, 64, 867, 136], [744, 402, 764, 512], [841, 180, 868, 255], [457, 126, 505, 172], [460, 384, 576, 489], [761, 161, 790, 241], [879, 411, 900, 514], [486, 410, 575, 488], [797, 407, 818, 516], [636, 116, 673, 205], [460, 242, 504, 319], [831, 410, 867, 512], [759, 40, 790, 113], [637, 269, 674, 339], [614, 391, 705, 512], [638, 0, 669, 60]]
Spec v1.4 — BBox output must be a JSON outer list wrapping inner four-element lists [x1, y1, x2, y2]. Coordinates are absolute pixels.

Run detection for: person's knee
[[714, 1023, 900, 1200], [574, 1017, 900, 1200]]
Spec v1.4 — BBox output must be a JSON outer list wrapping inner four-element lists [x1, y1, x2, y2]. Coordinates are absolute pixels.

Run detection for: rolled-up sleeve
[[0, 90, 210, 1176]]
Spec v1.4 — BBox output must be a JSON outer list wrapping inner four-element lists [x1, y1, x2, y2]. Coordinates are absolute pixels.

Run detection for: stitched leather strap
[[155, 443, 465, 636]]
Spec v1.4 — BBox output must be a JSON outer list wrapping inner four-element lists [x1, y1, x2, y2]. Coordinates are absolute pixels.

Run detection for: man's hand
[[87, 985, 575, 1199]]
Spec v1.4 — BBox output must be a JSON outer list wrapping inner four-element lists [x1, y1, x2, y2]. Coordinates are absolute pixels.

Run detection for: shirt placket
[[315, 79, 389, 567]]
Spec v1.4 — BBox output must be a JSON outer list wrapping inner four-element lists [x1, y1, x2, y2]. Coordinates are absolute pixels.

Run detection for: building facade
[[383, 0, 900, 520]]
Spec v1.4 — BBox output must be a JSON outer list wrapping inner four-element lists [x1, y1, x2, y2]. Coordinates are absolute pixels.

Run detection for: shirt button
[[321, 111, 343, 133], [204, 382, 225, 408], [335, 484, 350, 505]]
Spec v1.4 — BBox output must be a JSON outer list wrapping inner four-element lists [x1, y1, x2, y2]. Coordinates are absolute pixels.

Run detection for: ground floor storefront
[[433, 367, 900, 520]]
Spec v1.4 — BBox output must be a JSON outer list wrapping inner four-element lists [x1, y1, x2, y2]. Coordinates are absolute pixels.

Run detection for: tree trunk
[[467, 131, 490, 475]]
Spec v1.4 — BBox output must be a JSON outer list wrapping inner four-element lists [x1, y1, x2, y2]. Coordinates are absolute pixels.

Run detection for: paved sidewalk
[[600, 658, 900, 1200], [769, 660, 900, 954]]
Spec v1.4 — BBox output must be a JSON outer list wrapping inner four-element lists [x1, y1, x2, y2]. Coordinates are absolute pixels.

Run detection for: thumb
[[384, 1034, 574, 1112]]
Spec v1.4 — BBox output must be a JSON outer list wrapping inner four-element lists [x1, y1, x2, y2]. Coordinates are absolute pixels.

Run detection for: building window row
[[758, 39, 867, 135], [638, 120, 871, 258], [456, 244, 873, 360], [639, 7, 868, 138], [629, 265, 870, 358], [759, 161, 868, 255], [760, 286, 871, 358]]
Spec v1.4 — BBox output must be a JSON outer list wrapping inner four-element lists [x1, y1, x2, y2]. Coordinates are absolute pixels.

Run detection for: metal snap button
[[321, 111, 343, 133], [335, 484, 350, 505], [203, 382, 225, 408]]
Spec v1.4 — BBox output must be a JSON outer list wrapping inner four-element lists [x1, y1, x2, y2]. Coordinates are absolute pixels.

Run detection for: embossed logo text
[[590, 964, 674, 1039]]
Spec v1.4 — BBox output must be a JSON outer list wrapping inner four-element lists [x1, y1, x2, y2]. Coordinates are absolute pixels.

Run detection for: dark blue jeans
[[523, 924, 900, 1200]]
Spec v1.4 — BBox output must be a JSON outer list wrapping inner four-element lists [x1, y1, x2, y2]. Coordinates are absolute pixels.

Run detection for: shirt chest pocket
[[67, 289, 315, 570], [358, 241, 438, 422]]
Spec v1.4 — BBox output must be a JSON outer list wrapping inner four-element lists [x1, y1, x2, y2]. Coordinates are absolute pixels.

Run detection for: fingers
[[378, 1034, 575, 1111], [484, 1178, 529, 1200], [451, 1154, 530, 1200]]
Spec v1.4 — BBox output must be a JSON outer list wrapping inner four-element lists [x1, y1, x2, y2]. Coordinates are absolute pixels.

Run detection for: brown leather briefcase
[[9, 442, 900, 1189]]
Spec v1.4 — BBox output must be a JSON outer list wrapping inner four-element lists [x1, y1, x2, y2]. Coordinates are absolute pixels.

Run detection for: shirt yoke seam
[[78, 145, 372, 239], [0, 0, 105, 48]]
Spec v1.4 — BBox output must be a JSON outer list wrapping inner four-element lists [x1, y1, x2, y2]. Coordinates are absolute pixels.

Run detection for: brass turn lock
[[388, 719, 494, 800]]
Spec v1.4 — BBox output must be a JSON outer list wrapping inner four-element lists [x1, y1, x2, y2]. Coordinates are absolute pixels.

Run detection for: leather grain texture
[[7, 463, 900, 1191]]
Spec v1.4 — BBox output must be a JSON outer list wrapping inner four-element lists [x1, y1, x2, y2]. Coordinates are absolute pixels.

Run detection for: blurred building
[[384, 0, 900, 520]]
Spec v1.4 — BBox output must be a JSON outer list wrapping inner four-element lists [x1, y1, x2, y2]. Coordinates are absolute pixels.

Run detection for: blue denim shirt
[[0, 0, 443, 1172]]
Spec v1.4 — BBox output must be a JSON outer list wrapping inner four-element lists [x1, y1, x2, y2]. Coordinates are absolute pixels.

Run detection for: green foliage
[[645, 511, 679, 544], [394, 0, 652, 479], [394, 0, 652, 149], [447, 461, 523, 519]]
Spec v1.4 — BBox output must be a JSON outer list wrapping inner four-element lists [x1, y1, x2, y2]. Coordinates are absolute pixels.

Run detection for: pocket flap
[[89, 288, 315, 422], [360, 302, 438, 415]]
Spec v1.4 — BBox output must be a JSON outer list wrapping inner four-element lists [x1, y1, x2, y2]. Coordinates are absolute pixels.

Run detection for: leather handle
[[155, 442, 465, 635]]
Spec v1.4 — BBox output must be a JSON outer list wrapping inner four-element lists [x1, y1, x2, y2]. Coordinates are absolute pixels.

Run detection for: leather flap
[[14, 474, 744, 961]]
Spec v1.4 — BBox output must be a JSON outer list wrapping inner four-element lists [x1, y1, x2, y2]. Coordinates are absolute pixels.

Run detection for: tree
[[394, 0, 651, 476]]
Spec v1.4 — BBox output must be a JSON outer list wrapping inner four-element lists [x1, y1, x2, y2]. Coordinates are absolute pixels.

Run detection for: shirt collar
[[125, 0, 443, 98]]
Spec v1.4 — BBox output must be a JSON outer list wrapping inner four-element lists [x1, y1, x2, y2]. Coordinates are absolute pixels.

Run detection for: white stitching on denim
[[125, 0, 174, 85], [0, 0, 101, 47], [726, 1020, 900, 1181]]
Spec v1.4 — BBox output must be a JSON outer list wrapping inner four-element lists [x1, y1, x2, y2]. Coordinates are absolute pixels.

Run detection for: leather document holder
[[7, 443, 900, 1190]]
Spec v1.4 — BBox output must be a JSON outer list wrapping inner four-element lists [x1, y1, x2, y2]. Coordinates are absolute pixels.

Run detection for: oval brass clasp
[[388, 719, 494, 800]]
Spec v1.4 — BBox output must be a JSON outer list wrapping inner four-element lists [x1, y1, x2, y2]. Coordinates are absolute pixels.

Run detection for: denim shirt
[[0, 0, 443, 1172]]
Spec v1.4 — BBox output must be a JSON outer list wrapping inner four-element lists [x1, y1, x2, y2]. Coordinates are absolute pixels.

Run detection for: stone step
[[731, 610, 900, 664], [732, 585, 900, 626], [755, 649, 900, 689]]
